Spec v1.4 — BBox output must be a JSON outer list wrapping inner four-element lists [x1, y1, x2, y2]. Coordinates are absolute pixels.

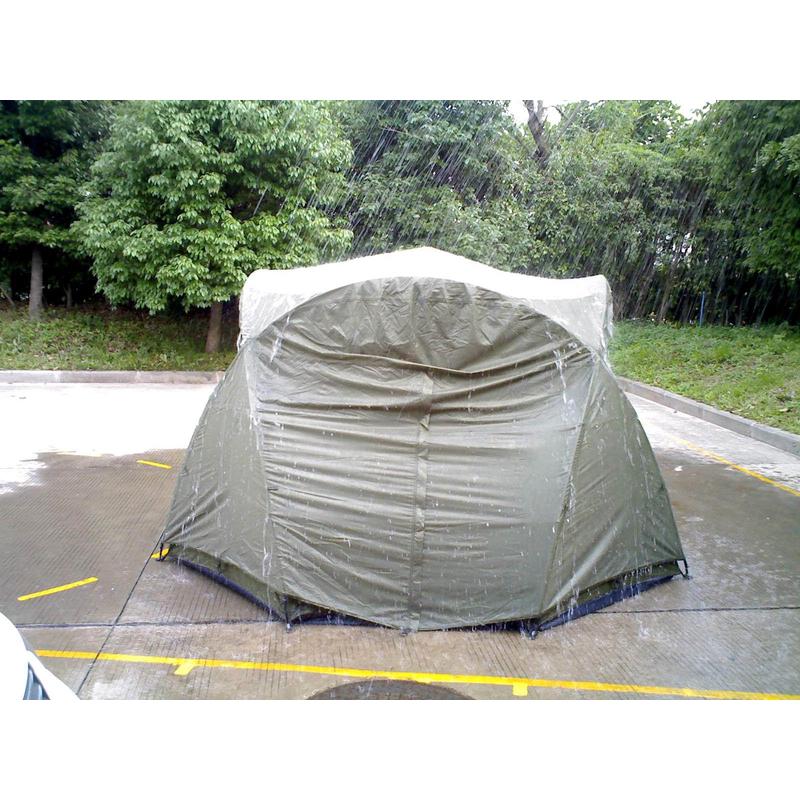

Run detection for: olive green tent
[[160, 247, 685, 631]]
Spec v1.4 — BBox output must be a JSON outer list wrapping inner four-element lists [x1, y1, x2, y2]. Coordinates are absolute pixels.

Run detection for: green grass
[[2, 307, 798, 435], [610, 321, 800, 435], [0, 306, 236, 372]]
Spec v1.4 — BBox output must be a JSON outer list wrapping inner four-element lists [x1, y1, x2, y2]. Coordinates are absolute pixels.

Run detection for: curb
[[0, 370, 224, 384], [618, 377, 800, 458]]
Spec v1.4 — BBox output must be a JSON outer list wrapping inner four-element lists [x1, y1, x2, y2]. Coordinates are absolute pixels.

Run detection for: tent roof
[[239, 247, 613, 355]]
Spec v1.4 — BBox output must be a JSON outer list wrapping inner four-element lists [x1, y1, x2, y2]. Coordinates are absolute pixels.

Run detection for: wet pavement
[[1, 382, 798, 699]]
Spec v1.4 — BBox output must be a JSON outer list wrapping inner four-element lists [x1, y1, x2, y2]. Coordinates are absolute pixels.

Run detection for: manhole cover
[[309, 679, 472, 700]]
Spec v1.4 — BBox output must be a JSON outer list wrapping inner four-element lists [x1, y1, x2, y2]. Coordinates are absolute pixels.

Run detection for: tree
[[335, 99, 799, 324], [332, 100, 532, 267], [699, 101, 800, 323], [519, 102, 691, 301], [0, 101, 109, 318], [75, 101, 352, 352]]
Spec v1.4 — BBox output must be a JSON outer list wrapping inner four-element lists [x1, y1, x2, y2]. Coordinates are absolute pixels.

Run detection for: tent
[[159, 247, 686, 632]]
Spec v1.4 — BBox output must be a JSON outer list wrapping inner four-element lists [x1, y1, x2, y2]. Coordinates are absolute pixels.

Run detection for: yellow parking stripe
[[18, 577, 98, 602], [674, 437, 800, 498], [34, 649, 800, 700], [137, 460, 172, 470]]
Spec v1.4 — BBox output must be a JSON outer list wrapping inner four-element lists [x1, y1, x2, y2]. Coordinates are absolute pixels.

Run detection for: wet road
[[1, 382, 797, 699]]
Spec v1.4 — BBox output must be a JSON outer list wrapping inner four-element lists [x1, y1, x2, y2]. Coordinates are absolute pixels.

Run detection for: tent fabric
[[161, 247, 685, 631]]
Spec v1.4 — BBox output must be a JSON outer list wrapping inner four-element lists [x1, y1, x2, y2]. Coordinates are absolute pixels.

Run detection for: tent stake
[[283, 596, 292, 631], [520, 620, 540, 640]]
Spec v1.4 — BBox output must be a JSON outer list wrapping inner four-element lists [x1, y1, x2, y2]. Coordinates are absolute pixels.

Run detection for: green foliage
[[701, 101, 800, 284], [0, 101, 110, 288], [75, 101, 352, 312], [466, 101, 717, 323], [610, 321, 800, 433], [525, 107, 686, 278], [332, 100, 531, 267]]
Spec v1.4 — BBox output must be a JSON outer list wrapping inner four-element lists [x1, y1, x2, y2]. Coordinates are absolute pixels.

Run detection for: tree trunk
[[754, 273, 771, 327], [657, 227, 694, 324], [65, 283, 73, 309], [712, 259, 726, 324], [632, 250, 657, 318], [29, 246, 43, 321], [0, 284, 14, 308], [657, 245, 682, 323], [205, 301, 223, 353], [522, 100, 550, 169]]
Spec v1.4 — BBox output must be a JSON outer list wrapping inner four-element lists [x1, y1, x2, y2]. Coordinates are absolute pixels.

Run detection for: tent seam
[[406, 369, 434, 632], [245, 340, 285, 608], [539, 355, 599, 615]]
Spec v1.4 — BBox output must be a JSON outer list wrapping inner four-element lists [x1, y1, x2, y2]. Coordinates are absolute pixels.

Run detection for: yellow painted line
[[137, 459, 172, 470], [18, 577, 98, 602], [33, 649, 800, 700], [151, 546, 170, 559], [674, 436, 800, 498]]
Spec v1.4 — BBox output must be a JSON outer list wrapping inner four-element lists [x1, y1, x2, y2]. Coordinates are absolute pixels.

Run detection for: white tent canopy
[[239, 247, 614, 355]]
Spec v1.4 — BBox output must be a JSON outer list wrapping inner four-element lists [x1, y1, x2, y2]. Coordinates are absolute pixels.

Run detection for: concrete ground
[[1, 382, 798, 700]]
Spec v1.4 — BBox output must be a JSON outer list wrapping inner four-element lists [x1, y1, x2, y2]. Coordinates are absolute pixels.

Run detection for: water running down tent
[[159, 247, 686, 632]]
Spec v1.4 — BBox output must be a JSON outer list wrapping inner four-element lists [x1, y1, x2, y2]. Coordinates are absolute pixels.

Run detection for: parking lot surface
[[1, 381, 798, 699]]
